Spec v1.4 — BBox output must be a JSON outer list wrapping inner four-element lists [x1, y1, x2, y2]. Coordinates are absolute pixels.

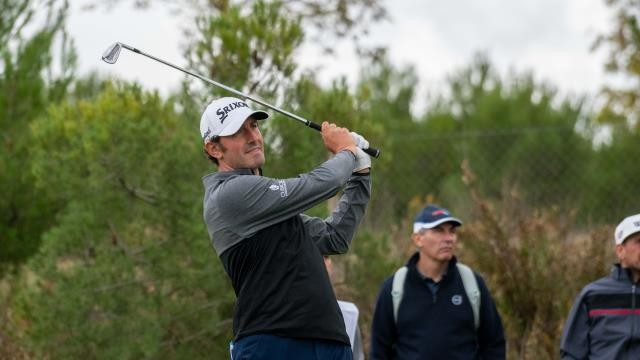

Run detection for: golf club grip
[[364, 147, 381, 158], [307, 121, 380, 158]]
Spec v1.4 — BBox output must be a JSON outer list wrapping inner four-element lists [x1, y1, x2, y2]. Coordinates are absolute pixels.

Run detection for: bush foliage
[[2, 0, 640, 358]]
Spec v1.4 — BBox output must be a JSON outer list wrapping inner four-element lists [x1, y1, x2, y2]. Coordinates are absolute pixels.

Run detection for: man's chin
[[438, 253, 454, 261], [250, 156, 265, 169]]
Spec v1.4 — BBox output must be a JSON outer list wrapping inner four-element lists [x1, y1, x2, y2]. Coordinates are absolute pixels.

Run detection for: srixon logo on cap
[[432, 209, 448, 216], [216, 101, 249, 123], [202, 128, 211, 140]]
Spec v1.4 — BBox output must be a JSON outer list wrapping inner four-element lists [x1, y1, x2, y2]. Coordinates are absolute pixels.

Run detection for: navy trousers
[[231, 334, 353, 360]]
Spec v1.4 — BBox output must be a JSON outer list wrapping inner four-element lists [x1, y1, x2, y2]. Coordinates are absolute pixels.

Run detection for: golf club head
[[102, 43, 122, 64]]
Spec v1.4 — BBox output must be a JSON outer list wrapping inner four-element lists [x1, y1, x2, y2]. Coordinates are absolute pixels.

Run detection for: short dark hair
[[204, 136, 222, 165]]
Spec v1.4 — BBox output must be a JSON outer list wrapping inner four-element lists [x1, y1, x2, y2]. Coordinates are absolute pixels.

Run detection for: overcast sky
[[69, 0, 614, 112]]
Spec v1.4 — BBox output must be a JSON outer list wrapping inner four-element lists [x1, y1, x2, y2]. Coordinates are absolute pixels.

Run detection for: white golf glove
[[351, 132, 369, 150], [353, 147, 371, 172]]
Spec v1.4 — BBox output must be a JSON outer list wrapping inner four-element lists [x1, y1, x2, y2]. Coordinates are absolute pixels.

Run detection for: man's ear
[[204, 141, 222, 160], [616, 243, 625, 262], [411, 232, 422, 248]]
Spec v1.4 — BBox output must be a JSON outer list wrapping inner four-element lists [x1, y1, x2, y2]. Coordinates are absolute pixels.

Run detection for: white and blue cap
[[615, 213, 640, 245], [413, 204, 462, 233], [200, 97, 269, 143]]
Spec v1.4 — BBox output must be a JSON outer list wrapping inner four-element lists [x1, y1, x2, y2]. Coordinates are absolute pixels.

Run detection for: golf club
[[102, 42, 380, 158]]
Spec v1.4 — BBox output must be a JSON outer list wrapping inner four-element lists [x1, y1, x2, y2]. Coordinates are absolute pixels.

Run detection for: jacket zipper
[[628, 283, 636, 360]]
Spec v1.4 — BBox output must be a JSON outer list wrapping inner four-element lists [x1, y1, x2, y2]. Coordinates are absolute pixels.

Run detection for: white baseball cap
[[200, 97, 269, 143], [615, 213, 640, 245]]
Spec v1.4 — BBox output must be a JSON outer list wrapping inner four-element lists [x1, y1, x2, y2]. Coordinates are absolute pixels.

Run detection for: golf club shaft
[[110, 43, 380, 158]]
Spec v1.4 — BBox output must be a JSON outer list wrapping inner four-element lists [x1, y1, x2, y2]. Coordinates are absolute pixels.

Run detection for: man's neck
[[416, 257, 449, 283], [218, 165, 260, 175], [630, 268, 640, 283], [618, 262, 640, 283]]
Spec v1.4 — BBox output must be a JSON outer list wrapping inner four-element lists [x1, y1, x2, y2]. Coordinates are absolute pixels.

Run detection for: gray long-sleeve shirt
[[202, 150, 371, 343]]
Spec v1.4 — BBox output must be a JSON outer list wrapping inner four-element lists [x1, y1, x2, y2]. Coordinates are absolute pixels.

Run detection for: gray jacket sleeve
[[560, 289, 590, 360], [300, 173, 370, 255], [208, 151, 369, 254]]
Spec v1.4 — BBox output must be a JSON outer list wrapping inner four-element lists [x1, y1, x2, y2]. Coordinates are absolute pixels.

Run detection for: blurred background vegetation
[[1, 0, 639, 358]]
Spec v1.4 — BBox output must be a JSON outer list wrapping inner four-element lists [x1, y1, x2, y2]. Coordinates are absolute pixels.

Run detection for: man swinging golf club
[[200, 96, 372, 359]]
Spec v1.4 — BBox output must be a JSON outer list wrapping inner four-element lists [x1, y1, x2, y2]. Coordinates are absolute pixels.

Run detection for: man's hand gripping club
[[321, 122, 371, 174]]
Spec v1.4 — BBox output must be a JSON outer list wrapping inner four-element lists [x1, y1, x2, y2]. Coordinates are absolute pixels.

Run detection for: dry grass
[[335, 160, 615, 359], [459, 160, 613, 359]]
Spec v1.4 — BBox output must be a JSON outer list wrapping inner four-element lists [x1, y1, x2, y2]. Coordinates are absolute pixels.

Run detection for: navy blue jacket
[[370, 254, 506, 360]]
